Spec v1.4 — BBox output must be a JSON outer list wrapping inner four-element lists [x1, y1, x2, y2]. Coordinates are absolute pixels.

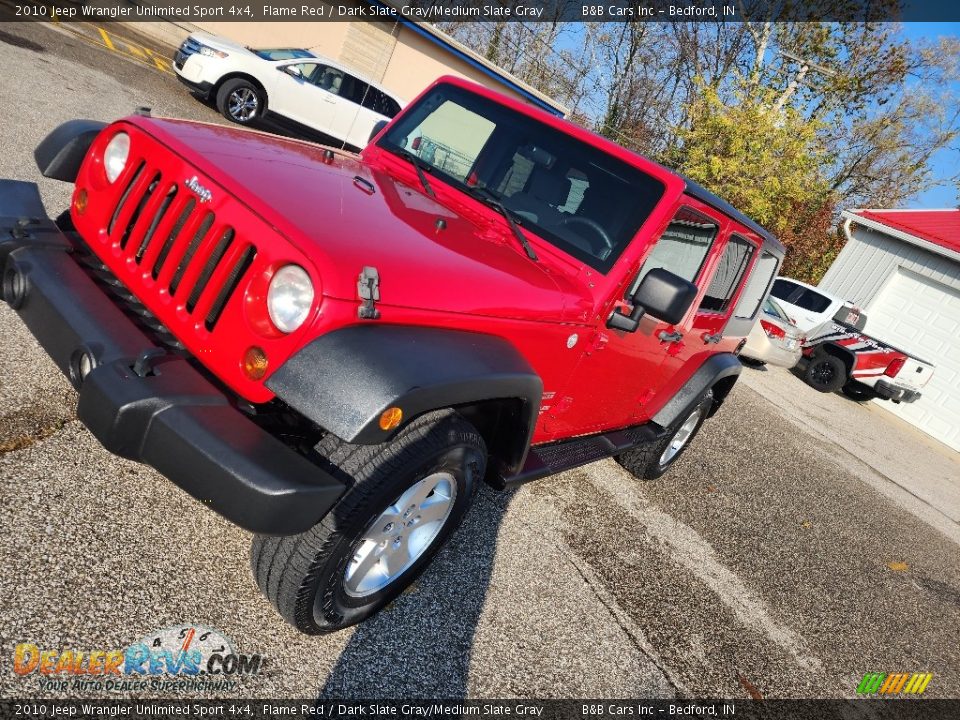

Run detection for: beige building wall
[[195, 21, 350, 62]]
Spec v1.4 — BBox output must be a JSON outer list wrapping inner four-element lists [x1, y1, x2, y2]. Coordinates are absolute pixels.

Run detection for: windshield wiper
[[394, 149, 435, 198], [467, 186, 538, 262]]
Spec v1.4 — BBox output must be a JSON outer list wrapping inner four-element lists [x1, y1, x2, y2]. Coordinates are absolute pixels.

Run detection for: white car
[[740, 297, 805, 368], [173, 33, 404, 150], [768, 276, 865, 333]]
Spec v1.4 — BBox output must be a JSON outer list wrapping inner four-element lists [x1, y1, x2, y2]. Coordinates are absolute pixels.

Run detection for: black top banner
[[2, 0, 960, 23]]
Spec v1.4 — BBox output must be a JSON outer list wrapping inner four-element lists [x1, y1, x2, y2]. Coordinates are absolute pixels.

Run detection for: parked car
[[771, 277, 935, 402], [768, 276, 862, 333], [740, 297, 804, 368], [173, 32, 404, 150], [4, 76, 785, 634]]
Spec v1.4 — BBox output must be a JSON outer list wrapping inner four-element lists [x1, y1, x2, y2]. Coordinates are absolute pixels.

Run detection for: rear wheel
[[217, 79, 263, 124], [251, 410, 486, 634], [804, 354, 847, 393], [617, 390, 713, 480]]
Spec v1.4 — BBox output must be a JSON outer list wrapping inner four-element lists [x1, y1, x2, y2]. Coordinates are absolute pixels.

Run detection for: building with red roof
[[818, 208, 959, 451]]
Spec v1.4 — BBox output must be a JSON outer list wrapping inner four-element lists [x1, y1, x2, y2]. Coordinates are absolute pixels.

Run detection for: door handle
[[658, 330, 683, 343], [702, 332, 722, 344]]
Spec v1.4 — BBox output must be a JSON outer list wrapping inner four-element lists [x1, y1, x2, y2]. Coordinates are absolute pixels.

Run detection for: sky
[[549, 21, 959, 210], [898, 22, 959, 209]]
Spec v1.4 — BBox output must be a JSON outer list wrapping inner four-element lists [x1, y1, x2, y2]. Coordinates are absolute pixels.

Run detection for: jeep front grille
[[108, 166, 257, 331]]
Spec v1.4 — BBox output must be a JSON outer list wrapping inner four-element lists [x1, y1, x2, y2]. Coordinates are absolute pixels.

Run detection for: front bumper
[[873, 379, 921, 404], [174, 72, 214, 98], [0, 180, 345, 535]]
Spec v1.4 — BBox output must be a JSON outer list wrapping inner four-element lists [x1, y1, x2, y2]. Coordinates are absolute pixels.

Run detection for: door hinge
[[702, 332, 722, 344], [357, 266, 381, 320], [658, 330, 683, 343]]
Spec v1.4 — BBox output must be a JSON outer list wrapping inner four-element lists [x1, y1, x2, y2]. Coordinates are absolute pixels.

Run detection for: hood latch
[[357, 266, 381, 320]]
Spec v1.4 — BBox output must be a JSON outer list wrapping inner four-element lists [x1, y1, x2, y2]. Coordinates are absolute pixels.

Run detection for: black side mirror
[[368, 120, 389, 144], [607, 268, 699, 332]]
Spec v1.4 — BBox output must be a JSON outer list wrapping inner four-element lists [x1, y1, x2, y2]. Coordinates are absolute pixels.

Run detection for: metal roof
[[849, 208, 960, 257]]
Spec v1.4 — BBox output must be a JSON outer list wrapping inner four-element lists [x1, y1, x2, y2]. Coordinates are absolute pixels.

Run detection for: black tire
[[251, 410, 486, 634], [804, 354, 847, 393], [617, 390, 713, 480], [216, 78, 264, 124], [842, 382, 877, 402]]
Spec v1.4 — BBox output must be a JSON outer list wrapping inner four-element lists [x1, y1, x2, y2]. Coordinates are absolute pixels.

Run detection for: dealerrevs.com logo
[[13, 625, 264, 693]]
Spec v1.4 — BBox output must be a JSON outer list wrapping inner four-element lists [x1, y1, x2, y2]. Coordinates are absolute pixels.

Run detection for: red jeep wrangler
[[1, 77, 784, 633]]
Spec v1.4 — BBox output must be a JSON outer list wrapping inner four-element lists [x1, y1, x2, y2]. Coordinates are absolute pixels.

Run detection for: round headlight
[[267, 265, 314, 333], [103, 132, 130, 183]]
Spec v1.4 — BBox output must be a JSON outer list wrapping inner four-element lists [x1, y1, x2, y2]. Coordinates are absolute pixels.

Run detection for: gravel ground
[[1, 21, 959, 701]]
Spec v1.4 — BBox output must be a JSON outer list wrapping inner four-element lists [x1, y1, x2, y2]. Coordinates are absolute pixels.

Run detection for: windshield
[[378, 84, 665, 272], [253, 48, 315, 61]]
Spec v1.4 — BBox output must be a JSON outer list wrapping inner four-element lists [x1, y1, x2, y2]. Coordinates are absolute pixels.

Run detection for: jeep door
[[543, 203, 724, 438], [653, 220, 762, 403]]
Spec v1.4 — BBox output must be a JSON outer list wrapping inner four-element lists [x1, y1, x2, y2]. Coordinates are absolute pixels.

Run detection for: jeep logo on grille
[[184, 176, 213, 203]]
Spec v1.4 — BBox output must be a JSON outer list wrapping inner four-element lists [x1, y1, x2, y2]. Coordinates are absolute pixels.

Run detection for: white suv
[[173, 33, 404, 150], [768, 276, 862, 333]]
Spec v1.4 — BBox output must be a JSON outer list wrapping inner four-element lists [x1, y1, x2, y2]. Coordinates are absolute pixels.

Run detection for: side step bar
[[500, 422, 666, 488]]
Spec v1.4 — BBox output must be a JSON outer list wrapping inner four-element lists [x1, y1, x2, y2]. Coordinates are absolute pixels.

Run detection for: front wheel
[[216, 79, 264, 124], [251, 410, 486, 634], [617, 390, 713, 480]]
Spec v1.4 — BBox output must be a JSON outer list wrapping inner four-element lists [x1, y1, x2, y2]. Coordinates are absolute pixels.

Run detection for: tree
[[437, 18, 960, 282]]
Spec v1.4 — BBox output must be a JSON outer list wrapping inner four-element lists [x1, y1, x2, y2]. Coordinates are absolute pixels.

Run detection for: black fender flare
[[265, 326, 543, 472], [652, 353, 742, 428], [811, 342, 856, 376], [34, 120, 108, 182]]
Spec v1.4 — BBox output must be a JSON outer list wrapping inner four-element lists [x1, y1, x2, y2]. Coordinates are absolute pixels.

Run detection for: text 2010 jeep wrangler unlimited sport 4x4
[[1, 77, 784, 633]]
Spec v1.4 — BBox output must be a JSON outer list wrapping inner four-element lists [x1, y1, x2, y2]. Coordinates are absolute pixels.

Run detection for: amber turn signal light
[[242, 346, 269, 380], [379, 406, 403, 431], [74, 188, 88, 215]]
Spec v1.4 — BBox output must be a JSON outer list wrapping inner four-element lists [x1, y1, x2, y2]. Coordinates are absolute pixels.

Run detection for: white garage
[[819, 209, 960, 452]]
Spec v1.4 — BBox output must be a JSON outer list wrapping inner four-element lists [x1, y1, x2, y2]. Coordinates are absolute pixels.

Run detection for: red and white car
[[771, 277, 935, 402]]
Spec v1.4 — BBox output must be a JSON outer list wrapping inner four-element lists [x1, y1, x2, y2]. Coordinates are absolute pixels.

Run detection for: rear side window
[[735, 251, 779, 319], [771, 278, 832, 313], [636, 207, 719, 287], [794, 289, 831, 313], [339, 74, 369, 105], [362, 88, 401, 118], [770, 278, 801, 301], [700, 235, 754, 313]]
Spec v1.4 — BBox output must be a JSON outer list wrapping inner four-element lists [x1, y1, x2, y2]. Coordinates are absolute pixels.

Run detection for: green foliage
[[667, 83, 829, 233]]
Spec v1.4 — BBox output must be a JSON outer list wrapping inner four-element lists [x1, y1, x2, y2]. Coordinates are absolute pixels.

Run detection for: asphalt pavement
[[1, 21, 958, 700]]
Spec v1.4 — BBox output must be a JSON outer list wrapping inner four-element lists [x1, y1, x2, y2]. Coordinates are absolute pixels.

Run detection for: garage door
[[867, 267, 960, 452]]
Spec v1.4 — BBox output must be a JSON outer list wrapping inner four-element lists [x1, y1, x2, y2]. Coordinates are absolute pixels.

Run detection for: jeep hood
[[135, 118, 586, 323]]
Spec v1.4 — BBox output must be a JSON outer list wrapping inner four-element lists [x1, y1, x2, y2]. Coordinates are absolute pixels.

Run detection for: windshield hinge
[[357, 266, 381, 320]]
